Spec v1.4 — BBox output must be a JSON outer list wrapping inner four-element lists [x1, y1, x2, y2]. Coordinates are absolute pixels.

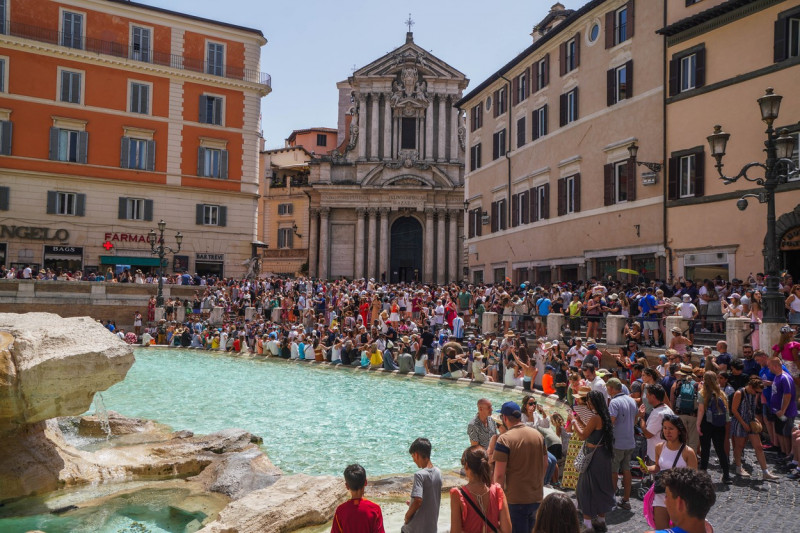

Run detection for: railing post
[[726, 317, 752, 358], [547, 313, 565, 341], [606, 315, 627, 345]]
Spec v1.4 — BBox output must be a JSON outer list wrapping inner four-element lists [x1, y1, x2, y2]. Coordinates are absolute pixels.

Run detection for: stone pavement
[[569, 447, 800, 533]]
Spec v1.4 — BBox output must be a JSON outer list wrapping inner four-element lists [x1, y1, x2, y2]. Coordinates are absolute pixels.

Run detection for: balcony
[[0, 20, 271, 87]]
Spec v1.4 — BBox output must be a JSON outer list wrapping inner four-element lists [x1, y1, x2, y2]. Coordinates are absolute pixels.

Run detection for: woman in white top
[[647, 414, 697, 529], [721, 293, 744, 318], [414, 345, 429, 375]]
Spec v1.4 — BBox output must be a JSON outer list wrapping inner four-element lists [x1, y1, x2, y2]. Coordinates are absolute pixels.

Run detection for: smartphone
[[636, 456, 648, 472]]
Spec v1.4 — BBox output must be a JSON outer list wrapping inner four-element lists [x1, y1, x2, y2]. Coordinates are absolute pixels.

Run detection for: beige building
[[661, 0, 800, 281], [258, 145, 312, 275], [458, 0, 666, 285], [306, 32, 468, 283]]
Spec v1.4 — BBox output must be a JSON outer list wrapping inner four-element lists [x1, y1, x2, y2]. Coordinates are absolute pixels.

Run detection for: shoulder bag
[[458, 487, 498, 533], [653, 443, 686, 494], [573, 437, 602, 473]]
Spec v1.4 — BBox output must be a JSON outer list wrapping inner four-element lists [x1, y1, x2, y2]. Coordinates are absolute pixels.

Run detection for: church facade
[[306, 32, 468, 283]]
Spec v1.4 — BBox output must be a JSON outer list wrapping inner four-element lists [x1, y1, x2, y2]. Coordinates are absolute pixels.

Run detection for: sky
[[137, 0, 585, 149]]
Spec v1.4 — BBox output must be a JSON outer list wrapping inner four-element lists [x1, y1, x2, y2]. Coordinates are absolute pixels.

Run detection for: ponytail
[[461, 445, 492, 486]]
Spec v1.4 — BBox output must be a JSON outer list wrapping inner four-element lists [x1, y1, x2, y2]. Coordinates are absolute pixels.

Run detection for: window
[[558, 174, 580, 215], [278, 203, 293, 215], [604, 160, 635, 205], [513, 71, 528, 105], [401, 117, 416, 149], [196, 204, 227, 226], [669, 46, 705, 96], [668, 148, 705, 199], [532, 184, 549, 221], [118, 197, 153, 221], [516, 117, 526, 148], [532, 105, 548, 140], [207, 42, 224, 76], [565, 39, 577, 72], [62, 11, 83, 49], [511, 191, 528, 227], [316, 133, 327, 147], [470, 143, 482, 171], [470, 105, 483, 131], [0, 120, 11, 155], [49, 128, 88, 163], [130, 82, 149, 114], [197, 146, 228, 178], [493, 87, 507, 117], [199, 95, 223, 125], [120, 137, 155, 170], [607, 61, 633, 105], [491, 199, 507, 232], [615, 6, 628, 44], [278, 228, 294, 249], [534, 55, 549, 91], [774, 7, 800, 61], [468, 208, 483, 238], [589, 23, 600, 43], [0, 0, 6, 35], [492, 129, 506, 160], [46, 191, 85, 216], [131, 26, 151, 62], [565, 176, 576, 214], [560, 35, 580, 76], [606, 1, 635, 48], [559, 88, 578, 126], [60, 70, 81, 104]]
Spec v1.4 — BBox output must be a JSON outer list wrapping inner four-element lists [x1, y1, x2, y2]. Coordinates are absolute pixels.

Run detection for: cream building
[[306, 32, 468, 283], [458, 0, 666, 285]]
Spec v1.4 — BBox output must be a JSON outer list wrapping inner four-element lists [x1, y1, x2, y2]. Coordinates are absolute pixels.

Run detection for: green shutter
[[49, 128, 60, 160], [120, 137, 130, 168], [0, 121, 11, 155], [0, 186, 9, 211], [197, 146, 205, 176], [196, 204, 204, 225], [118, 197, 128, 219], [46, 191, 57, 214], [77, 131, 88, 163], [198, 95, 207, 123], [144, 199, 154, 221], [76, 193, 86, 216], [220, 149, 228, 179], [218, 206, 227, 227], [146, 140, 156, 171]]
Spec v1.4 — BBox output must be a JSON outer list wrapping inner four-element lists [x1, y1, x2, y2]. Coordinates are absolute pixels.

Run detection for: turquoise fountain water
[[98, 348, 526, 476]]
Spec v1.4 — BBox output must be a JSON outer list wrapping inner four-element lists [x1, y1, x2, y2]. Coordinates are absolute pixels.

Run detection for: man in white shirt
[[675, 294, 699, 342], [568, 338, 588, 367], [22, 265, 32, 279], [637, 383, 674, 462], [583, 364, 609, 400]]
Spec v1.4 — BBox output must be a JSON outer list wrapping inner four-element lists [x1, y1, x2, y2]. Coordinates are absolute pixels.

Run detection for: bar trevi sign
[[0, 225, 69, 241], [780, 226, 800, 251]]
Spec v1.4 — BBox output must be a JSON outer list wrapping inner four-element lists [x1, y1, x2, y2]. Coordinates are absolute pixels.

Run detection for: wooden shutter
[[0, 121, 12, 155], [668, 58, 679, 97], [199, 95, 207, 123], [144, 199, 154, 221], [667, 157, 679, 200], [607, 68, 615, 106], [695, 48, 706, 89], [775, 18, 788, 62], [77, 131, 88, 164], [75, 193, 86, 216], [574, 87, 579, 120], [517, 117, 526, 148], [605, 11, 615, 49], [120, 137, 130, 168], [542, 104, 548, 135], [559, 93, 567, 127], [491, 201, 498, 232], [533, 62, 540, 93], [146, 140, 156, 171], [512, 76, 520, 106], [559, 42, 566, 76], [500, 200, 507, 229], [604, 163, 614, 206], [0, 186, 8, 211], [627, 0, 635, 39], [574, 33, 581, 67], [214, 98, 223, 126], [49, 127, 59, 160], [196, 204, 204, 225], [493, 90, 499, 118], [542, 183, 550, 219], [543, 54, 550, 86], [626, 60, 634, 98], [46, 191, 57, 214], [118, 197, 127, 219], [220, 149, 229, 179], [218, 206, 227, 227], [694, 151, 705, 197], [468, 209, 475, 238], [511, 193, 519, 227], [627, 157, 637, 201], [532, 110, 539, 140], [197, 146, 205, 176], [557, 178, 566, 216], [573, 174, 581, 212], [476, 209, 482, 236], [520, 191, 527, 224]]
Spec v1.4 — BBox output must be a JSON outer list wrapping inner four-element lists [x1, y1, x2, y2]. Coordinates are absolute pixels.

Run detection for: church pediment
[[353, 35, 467, 85], [361, 164, 459, 189]]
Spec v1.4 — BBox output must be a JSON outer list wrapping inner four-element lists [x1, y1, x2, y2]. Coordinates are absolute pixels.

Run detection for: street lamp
[[627, 142, 663, 173], [148, 220, 182, 307], [707, 87, 798, 324]]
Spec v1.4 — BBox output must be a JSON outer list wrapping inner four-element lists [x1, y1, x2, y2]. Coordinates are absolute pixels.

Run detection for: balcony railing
[[1, 20, 271, 87]]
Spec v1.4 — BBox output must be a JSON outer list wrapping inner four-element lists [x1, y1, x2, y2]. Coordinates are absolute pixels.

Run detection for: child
[[331, 464, 384, 533], [402, 438, 442, 532]]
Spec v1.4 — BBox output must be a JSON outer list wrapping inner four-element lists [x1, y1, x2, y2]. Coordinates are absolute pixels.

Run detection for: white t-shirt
[[646, 404, 675, 461], [676, 302, 697, 319], [568, 345, 588, 366], [590, 375, 609, 400], [698, 286, 709, 305]]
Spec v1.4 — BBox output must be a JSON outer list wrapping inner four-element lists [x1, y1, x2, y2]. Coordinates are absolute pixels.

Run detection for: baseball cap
[[587, 343, 597, 350], [496, 401, 522, 418]]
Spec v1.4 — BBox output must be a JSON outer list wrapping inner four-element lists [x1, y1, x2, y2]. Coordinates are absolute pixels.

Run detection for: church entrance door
[[390, 217, 423, 283]]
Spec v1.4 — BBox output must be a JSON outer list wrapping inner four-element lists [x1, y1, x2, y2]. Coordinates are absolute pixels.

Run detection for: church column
[[367, 208, 377, 280], [437, 96, 447, 162], [355, 207, 366, 279], [392, 115, 398, 159], [436, 210, 446, 284], [382, 95, 392, 160], [449, 100, 459, 162], [379, 207, 390, 282], [370, 93, 380, 161], [425, 97, 434, 160], [357, 94, 367, 160], [448, 209, 459, 282], [424, 208, 434, 283], [318, 207, 330, 280], [308, 208, 319, 278]]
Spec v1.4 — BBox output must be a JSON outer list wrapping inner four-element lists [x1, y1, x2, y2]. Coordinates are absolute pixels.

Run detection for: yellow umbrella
[[617, 268, 639, 275]]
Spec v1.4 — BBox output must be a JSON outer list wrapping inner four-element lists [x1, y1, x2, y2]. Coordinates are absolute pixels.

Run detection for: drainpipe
[[500, 75, 513, 230], [661, 0, 673, 282]]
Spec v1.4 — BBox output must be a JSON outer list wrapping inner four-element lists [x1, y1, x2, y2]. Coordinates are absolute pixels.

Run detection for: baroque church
[[306, 31, 468, 283]]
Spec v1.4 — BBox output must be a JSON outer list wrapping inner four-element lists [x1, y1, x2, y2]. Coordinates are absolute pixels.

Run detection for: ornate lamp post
[[148, 220, 182, 307], [706, 87, 798, 324]]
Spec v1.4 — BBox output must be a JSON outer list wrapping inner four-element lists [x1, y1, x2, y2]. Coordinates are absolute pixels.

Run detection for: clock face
[[485, 96, 492, 111]]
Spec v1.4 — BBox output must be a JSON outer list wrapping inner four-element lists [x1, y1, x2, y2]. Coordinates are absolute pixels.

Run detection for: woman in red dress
[[147, 296, 156, 323]]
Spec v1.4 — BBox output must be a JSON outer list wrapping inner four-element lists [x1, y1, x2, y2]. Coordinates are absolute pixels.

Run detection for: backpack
[[677, 380, 697, 414], [706, 396, 727, 427]]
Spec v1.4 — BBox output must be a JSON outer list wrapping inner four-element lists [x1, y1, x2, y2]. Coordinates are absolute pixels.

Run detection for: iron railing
[[1, 20, 271, 87]]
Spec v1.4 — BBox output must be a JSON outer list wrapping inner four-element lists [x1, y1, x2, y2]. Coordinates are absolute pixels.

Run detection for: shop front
[[99, 255, 161, 276], [195, 253, 224, 277], [43, 245, 83, 273]]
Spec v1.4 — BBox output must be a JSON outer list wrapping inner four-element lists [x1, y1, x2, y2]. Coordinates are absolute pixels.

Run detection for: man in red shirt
[[331, 463, 385, 533]]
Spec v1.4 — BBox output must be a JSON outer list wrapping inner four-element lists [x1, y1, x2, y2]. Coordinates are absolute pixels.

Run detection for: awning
[[43, 255, 83, 261], [100, 255, 161, 266]]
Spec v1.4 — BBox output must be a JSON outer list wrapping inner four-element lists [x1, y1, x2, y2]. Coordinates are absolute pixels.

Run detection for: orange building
[[0, 0, 270, 277], [285, 127, 337, 155]]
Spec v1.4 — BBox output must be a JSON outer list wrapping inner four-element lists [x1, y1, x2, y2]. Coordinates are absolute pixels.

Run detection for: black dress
[[576, 428, 615, 517]]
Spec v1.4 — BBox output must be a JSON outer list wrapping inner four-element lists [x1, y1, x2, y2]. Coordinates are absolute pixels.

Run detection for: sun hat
[[574, 385, 592, 398], [682, 294, 692, 302], [671, 326, 682, 334], [609, 293, 619, 300], [496, 401, 522, 418]]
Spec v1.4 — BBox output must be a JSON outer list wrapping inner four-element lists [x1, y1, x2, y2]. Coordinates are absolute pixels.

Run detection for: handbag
[[573, 439, 600, 473], [749, 418, 763, 434], [459, 487, 498, 533], [653, 443, 686, 494]]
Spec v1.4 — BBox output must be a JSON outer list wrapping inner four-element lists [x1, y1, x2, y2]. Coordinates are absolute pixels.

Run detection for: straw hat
[[504, 331, 516, 338], [400, 336, 412, 344], [575, 385, 593, 398]]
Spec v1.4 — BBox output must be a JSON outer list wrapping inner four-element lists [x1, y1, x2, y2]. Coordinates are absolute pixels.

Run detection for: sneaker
[[617, 498, 632, 510], [735, 466, 750, 478], [700, 328, 711, 333], [787, 471, 800, 480], [721, 474, 733, 484], [762, 470, 779, 481]]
